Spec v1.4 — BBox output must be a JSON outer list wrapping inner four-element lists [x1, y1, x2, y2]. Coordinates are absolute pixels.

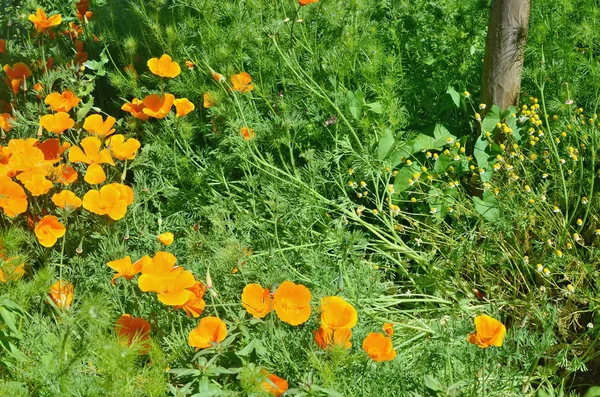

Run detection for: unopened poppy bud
[[206, 268, 213, 289], [270, 282, 278, 295], [124, 225, 130, 240], [76, 237, 84, 254], [337, 272, 344, 291]]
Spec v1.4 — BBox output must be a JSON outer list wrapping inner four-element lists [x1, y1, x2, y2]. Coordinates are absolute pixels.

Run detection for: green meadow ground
[[1, 0, 600, 395]]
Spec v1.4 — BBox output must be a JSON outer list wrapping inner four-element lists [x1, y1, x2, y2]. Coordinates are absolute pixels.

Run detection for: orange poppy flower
[[174, 281, 207, 318], [241, 283, 272, 319], [58, 165, 78, 185], [75, 40, 88, 64], [362, 332, 396, 362], [51, 190, 82, 210], [16, 172, 53, 196], [203, 92, 216, 108], [320, 296, 357, 330], [261, 372, 289, 397], [157, 232, 174, 246], [121, 98, 148, 120], [0, 261, 24, 283], [35, 215, 66, 247], [0, 176, 28, 217], [0, 113, 13, 132], [3, 62, 32, 94], [28, 8, 62, 33], [173, 98, 195, 117], [82, 183, 133, 220], [40, 112, 75, 134], [36, 138, 70, 162], [83, 114, 117, 139], [107, 255, 149, 285], [383, 323, 394, 336], [240, 126, 255, 141], [188, 316, 227, 350], [142, 94, 175, 119], [231, 72, 254, 93], [76, 0, 93, 21], [314, 326, 352, 350], [208, 66, 226, 83], [44, 91, 80, 112], [33, 82, 44, 98], [49, 280, 74, 310], [273, 281, 312, 325], [141, 252, 177, 276], [299, 0, 319, 5], [115, 314, 151, 352], [467, 314, 506, 348], [185, 60, 194, 70], [106, 134, 141, 161], [0, 39, 5, 54], [147, 54, 181, 78], [138, 268, 196, 306], [68, 136, 115, 184]]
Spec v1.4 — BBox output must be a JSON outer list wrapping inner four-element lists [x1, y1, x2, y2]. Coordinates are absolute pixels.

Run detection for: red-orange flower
[[0, 176, 28, 217], [68, 136, 115, 184], [362, 332, 396, 362], [173, 98, 195, 117], [107, 255, 149, 285], [0, 39, 5, 54], [106, 134, 141, 160], [261, 372, 289, 396], [35, 215, 66, 247], [314, 326, 352, 350], [241, 283, 272, 319], [231, 72, 254, 93], [147, 54, 181, 78], [45, 90, 80, 112], [0, 113, 13, 132], [299, 0, 319, 5], [383, 323, 394, 336], [467, 314, 506, 348], [4, 62, 32, 94], [83, 114, 117, 139], [188, 316, 227, 350], [28, 8, 62, 33], [121, 98, 148, 121], [320, 296, 357, 330], [185, 60, 194, 70], [49, 280, 74, 310], [273, 281, 312, 325], [240, 126, 255, 141], [39, 112, 75, 134], [51, 190, 82, 210], [36, 138, 70, 162], [76, 0, 93, 21], [174, 281, 207, 318], [82, 183, 134, 220], [115, 314, 151, 352], [142, 94, 175, 119]]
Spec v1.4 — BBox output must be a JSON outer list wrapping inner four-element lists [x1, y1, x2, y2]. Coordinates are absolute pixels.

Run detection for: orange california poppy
[[273, 281, 312, 326], [142, 94, 175, 119], [173, 98, 195, 117], [35, 215, 66, 247], [28, 8, 62, 33], [36, 138, 70, 161], [240, 126, 255, 141], [115, 314, 151, 352], [0, 113, 13, 132], [362, 332, 396, 362], [157, 232, 174, 246], [68, 136, 115, 184], [314, 326, 352, 350], [16, 172, 53, 196], [230, 72, 254, 93], [49, 280, 74, 310], [0, 39, 5, 54], [40, 112, 75, 134], [51, 190, 82, 210], [174, 281, 207, 318], [108, 182, 134, 205], [107, 255, 149, 285], [3, 62, 32, 94], [383, 323, 394, 336], [106, 134, 141, 161], [82, 183, 133, 220], [58, 165, 78, 185], [0, 261, 24, 283], [185, 60, 194, 70], [44, 91, 80, 112], [188, 316, 227, 350], [121, 98, 148, 121], [33, 82, 44, 97], [320, 296, 358, 330], [208, 66, 226, 83], [467, 314, 506, 348], [147, 54, 181, 78], [0, 176, 28, 217], [83, 114, 117, 139], [76, 0, 93, 21], [141, 251, 177, 276], [138, 269, 196, 306], [241, 283, 272, 319], [5, 138, 48, 175], [261, 372, 289, 397], [299, 0, 319, 5], [203, 92, 216, 109]]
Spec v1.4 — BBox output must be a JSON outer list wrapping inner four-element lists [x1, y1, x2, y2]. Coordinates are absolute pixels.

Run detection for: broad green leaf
[[76, 99, 94, 122], [377, 129, 395, 161], [446, 86, 460, 108], [482, 104, 502, 133], [0, 307, 21, 339], [473, 190, 499, 221], [365, 102, 383, 114], [584, 387, 600, 397], [474, 132, 490, 170], [393, 163, 421, 194]]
